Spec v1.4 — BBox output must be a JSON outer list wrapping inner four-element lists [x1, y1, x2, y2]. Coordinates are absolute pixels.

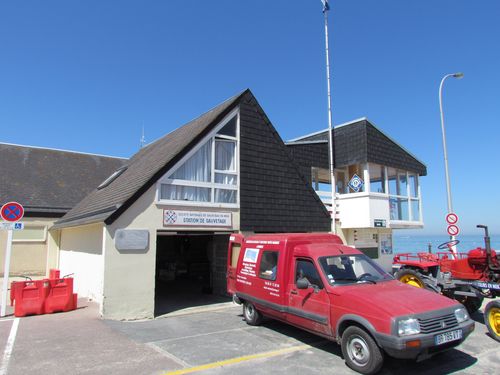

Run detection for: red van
[[227, 233, 474, 375]]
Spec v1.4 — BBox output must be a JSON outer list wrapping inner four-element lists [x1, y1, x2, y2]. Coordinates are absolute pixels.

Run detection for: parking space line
[[150, 326, 257, 344], [0, 318, 19, 375], [147, 342, 192, 368], [161, 343, 317, 375]]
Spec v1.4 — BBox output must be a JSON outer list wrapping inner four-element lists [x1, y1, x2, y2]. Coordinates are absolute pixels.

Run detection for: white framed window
[[157, 109, 239, 207], [12, 225, 47, 242], [386, 167, 421, 222]]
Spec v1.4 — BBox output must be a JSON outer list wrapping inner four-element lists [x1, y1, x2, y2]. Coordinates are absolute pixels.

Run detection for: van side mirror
[[296, 278, 309, 289]]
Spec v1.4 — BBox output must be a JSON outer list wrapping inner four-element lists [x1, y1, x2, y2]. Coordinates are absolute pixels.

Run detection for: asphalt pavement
[[0, 299, 498, 375]]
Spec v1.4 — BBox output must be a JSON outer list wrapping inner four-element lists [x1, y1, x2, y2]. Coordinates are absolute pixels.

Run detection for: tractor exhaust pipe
[[477, 225, 491, 255], [477, 224, 497, 270]]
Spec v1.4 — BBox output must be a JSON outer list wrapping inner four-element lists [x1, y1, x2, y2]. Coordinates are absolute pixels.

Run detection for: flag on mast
[[321, 0, 330, 13]]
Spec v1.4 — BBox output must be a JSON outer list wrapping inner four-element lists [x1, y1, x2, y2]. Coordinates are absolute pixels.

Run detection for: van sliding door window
[[259, 251, 279, 281], [295, 259, 323, 289]]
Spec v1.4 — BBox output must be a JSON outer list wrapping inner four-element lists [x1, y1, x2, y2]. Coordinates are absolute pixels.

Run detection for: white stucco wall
[[338, 193, 391, 229], [0, 217, 56, 276], [59, 223, 104, 303], [103, 184, 240, 320], [341, 228, 393, 272]]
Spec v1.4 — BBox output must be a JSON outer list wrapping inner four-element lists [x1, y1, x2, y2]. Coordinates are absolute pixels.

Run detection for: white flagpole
[[323, 1, 336, 233]]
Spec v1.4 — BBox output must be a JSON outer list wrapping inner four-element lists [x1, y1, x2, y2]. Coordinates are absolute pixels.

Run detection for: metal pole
[[323, 5, 336, 234], [1, 229, 13, 317], [439, 73, 462, 245], [439, 74, 454, 217]]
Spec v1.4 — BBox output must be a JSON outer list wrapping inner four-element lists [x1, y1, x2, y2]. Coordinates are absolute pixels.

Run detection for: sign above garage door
[[163, 209, 232, 228]]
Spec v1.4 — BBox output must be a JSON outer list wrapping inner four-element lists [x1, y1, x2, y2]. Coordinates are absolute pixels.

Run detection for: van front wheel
[[341, 326, 384, 375], [243, 301, 262, 326]]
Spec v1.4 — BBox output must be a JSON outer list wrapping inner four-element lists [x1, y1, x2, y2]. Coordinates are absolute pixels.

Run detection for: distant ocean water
[[392, 234, 500, 254]]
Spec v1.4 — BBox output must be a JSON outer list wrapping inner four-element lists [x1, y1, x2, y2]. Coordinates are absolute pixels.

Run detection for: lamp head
[[453, 72, 464, 79]]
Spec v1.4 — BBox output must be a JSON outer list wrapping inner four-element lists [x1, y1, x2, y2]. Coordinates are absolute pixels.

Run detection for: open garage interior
[[154, 232, 231, 316]]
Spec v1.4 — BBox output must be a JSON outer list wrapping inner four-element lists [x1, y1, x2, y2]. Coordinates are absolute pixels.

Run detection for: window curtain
[[161, 184, 210, 202], [171, 140, 212, 181], [215, 173, 237, 185], [215, 140, 235, 171], [215, 188, 236, 203]]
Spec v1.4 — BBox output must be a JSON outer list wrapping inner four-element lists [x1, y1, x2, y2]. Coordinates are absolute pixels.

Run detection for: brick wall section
[[287, 143, 329, 184], [366, 123, 426, 175], [334, 121, 367, 167], [239, 94, 331, 233], [287, 120, 426, 175]]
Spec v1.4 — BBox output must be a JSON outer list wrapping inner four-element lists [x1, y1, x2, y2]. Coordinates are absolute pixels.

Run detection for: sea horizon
[[392, 233, 500, 254]]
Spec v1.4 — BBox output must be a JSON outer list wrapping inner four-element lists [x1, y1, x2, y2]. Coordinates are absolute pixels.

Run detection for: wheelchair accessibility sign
[[348, 174, 364, 192]]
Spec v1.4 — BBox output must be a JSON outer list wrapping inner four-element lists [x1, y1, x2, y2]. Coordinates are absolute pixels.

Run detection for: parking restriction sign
[[447, 224, 460, 236], [0, 202, 24, 222], [446, 213, 458, 225]]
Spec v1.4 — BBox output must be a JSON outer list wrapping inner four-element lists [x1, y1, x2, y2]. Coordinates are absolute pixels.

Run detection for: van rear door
[[227, 234, 244, 295]]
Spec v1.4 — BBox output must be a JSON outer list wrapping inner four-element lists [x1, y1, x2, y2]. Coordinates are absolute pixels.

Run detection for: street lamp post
[[439, 72, 463, 244]]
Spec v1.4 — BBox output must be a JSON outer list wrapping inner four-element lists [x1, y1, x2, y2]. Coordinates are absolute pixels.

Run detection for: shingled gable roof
[[54, 90, 248, 228], [0, 143, 126, 216], [286, 118, 427, 176]]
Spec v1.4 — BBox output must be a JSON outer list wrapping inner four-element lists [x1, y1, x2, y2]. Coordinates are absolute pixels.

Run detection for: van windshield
[[319, 254, 393, 285]]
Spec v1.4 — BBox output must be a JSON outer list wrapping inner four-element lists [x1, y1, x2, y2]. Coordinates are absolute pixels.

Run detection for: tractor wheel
[[395, 268, 427, 289], [460, 296, 484, 315], [485, 300, 500, 342]]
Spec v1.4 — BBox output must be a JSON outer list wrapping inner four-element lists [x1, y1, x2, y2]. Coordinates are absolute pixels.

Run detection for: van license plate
[[435, 329, 462, 345]]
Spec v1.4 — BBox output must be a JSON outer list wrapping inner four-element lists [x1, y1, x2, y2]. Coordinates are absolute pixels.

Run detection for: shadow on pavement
[[155, 280, 230, 316], [244, 316, 477, 375], [470, 309, 484, 324]]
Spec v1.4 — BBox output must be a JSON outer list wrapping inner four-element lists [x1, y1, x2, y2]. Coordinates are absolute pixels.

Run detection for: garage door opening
[[155, 232, 231, 317]]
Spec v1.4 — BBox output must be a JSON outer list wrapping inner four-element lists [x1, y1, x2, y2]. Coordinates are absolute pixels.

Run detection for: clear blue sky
[[1, 1, 499, 236]]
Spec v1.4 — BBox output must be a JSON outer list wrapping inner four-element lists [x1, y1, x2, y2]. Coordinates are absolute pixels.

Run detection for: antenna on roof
[[140, 123, 146, 149]]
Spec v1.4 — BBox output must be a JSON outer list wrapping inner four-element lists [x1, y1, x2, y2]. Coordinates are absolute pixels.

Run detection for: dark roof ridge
[[138, 89, 249, 153], [0, 142, 128, 160], [55, 89, 249, 228]]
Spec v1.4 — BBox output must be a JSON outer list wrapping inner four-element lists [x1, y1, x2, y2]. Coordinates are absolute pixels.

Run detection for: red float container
[[11, 280, 50, 317], [49, 269, 60, 279], [44, 278, 77, 314]]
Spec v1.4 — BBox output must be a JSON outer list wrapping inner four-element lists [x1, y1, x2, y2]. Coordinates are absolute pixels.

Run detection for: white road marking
[[146, 342, 192, 368], [0, 318, 19, 375], [149, 326, 257, 344]]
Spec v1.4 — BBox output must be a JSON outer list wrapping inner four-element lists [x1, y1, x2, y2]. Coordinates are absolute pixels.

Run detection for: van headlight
[[454, 307, 469, 323], [398, 318, 420, 336]]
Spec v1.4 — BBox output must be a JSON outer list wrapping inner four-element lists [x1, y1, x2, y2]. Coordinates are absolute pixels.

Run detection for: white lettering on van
[[264, 286, 280, 293], [264, 281, 280, 289], [246, 240, 280, 245], [240, 262, 257, 277]]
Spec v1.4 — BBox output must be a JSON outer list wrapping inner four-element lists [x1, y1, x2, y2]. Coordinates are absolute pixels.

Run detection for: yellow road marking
[[162, 344, 313, 375]]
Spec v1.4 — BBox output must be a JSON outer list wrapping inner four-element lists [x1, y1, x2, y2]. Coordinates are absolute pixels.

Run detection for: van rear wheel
[[341, 326, 384, 375], [243, 301, 262, 326]]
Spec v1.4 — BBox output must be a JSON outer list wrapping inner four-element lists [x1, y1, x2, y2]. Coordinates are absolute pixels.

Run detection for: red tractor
[[393, 225, 500, 342]]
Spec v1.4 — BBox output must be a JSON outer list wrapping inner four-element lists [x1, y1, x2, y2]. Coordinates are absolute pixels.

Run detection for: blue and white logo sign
[[348, 174, 364, 192]]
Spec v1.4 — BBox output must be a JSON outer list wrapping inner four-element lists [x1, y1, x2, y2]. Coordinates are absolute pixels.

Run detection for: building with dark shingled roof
[[1, 90, 426, 319], [0, 143, 126, 275]]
